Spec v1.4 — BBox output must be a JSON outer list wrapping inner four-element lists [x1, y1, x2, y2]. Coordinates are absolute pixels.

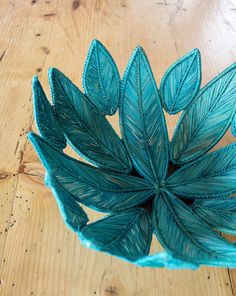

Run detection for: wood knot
[[72, 0, 80, 10], [104, 285, 119, 296], [40, 46, 50, 55], [0, 173, 10, 180]]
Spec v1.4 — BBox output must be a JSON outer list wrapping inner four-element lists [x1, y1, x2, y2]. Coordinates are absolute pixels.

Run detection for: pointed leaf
[[79, 208, 152, 261], [49, 177, 88, 231], [135, 252, 198, 269], [28, 133, 154, 213], [160, 49, 201, 114], [152, 191, 236, 266], [82, 40, 120, 115], [171, 63, 236, 164], [121, 47, 169, 182], [49, 68, 132, 174], [167, 143, 236, 198], [193, 198, 236, 234], [32, 76, 66, 150]]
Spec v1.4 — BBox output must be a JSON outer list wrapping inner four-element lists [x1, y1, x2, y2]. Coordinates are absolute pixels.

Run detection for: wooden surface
[[0, 0, 236, 295]]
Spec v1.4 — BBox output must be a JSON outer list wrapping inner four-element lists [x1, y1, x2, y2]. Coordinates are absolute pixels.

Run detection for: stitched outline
[[171, 63, 236, 164], [82, 40, 120, 115], [120, 47, 169, 183], [160, 49, 201, 114], [49, 68, 133, 173]]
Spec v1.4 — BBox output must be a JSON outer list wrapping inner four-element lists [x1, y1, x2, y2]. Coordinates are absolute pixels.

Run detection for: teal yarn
[[29, 39, 236, 269]]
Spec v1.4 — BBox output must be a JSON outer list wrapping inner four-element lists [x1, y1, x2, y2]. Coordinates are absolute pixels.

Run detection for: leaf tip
[[231, 62, 236, 69], [48, 67, 59, 80], [192, 48, 201, 62], [32, 75, 39, 85], [27, 131, 37, 145], [127, 46, 147, 68], [48, 67, 62, 104], [32, 75, 40, 95], [133, 46, 146, 57], [32, 76, 45, 109], [91, 38, 103, 48], [87, 39, 107, 57], [192, 48, 200, 55]]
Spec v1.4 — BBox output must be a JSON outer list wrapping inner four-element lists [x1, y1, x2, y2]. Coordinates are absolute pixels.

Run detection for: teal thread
[[29, 40, 236, 269]]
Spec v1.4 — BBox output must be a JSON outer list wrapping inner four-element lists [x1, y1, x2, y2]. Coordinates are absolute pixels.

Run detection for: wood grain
[[0, 0, 236, 295]]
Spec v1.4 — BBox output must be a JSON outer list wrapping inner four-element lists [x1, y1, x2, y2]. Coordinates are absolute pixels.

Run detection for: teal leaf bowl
[[29, 39, 236, 269]]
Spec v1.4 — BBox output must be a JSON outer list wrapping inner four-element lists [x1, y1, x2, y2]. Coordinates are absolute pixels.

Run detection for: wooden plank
[[0, 0, 58, 173], [0, 0, 236, 295], [0, 177, 18, 267]]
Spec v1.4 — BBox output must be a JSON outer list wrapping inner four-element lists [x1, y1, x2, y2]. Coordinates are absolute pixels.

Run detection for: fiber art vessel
[[29, 40, 236, 269]]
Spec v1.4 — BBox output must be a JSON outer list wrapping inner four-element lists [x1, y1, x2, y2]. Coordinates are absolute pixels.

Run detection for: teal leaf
[[79, 208, 152, 261], [82, 40, 120, 115], [134, 252, 198, 269], [48, 67, 132, 174], [28, 132, 154, 213], [49, 177, 88, 232], [120, 47, 169, 182], [171, 63, 236, 165], [231, 113, 236, 136], [32, 76, 66, 150], [167, 143, 236, 198], [160, 49, 201, 114], [152, 191, 236, 266], [193, 198, 236, 234]]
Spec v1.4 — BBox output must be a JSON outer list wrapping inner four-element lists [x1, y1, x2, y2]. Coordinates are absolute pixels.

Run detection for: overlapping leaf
[[28, 132, 154, 213], [134, 252, 198, 269], [49, 176, 89, 231], [152, 191, 236, 266], [82, 40, 120, 115], [171, 63, 236, 165], [121, 47, 169, 182], [231, 113, 236, 136], [49, 68, 132, 173], [167, 143, 236, 198], [193, 198, 236, 234], [32, 76, 66, 150], [29, 44, 236, 269], [79, 208, 152, 261], [160, 49, 201, 114]]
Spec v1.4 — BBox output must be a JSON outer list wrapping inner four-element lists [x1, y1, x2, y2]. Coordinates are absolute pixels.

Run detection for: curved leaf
[[193, 198, 236, 234], [160, 49, 201, 114], [28, 132, 154, 213], [152, 191, 236, 266], [49, 177, 89, 232], [32, 76, 66, 150], [167, 143, 236, 198], [48, 67, 132, 174], [79, 208, 152, 261], [82, 40, 120, 115], [231, 113, 236, 136], [120, 47, 169, 182], [134, 252, 198, 269], [171, 63, 236, 165]]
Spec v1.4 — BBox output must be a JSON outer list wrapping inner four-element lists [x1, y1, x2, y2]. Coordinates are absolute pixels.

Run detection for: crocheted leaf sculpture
[[29, 40, 236, 269]]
